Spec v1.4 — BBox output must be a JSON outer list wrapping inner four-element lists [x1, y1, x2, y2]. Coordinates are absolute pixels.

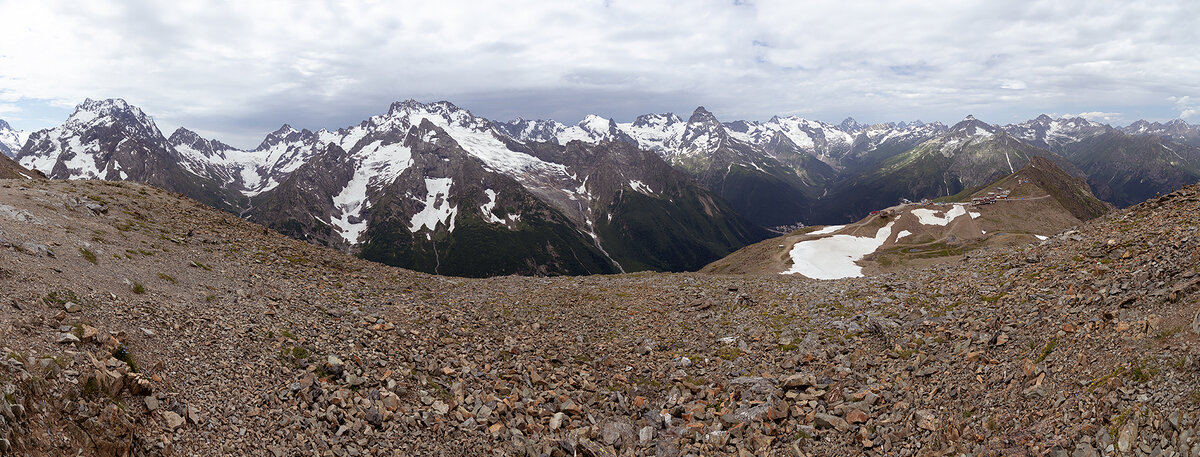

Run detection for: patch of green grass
[[277, 344, 314, 368], [79, 247, 98, 265], [1109, 408, 1133, 439], [190, 260, 212, 271], [1087, 366, 1127, 392], [715, 345, 742, 361], [43, 290, 79, 306], [131, 282, 146, 294], [1155, 326, 1182, 342], [112, 346, 139, 372], [980, 292, 1007, 303], [157, 272, 176, 283], [1129, 361, 1159, 383], [1036, 337, 1058, 363]]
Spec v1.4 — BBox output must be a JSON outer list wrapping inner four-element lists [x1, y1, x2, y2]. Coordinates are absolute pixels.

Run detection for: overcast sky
[[1, 0, 1198, 149]]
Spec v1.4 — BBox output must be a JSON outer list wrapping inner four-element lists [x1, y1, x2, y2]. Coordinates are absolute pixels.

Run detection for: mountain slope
[[524, 139, 772, 272], [663, 107, 833, 228], [1056, 131, 1200, 207], [248, 112, 769, 276], [1122, 119, 1200, 147], [247, 116, 616, 277], [816, 116, 1077, 223], [707, 156, 1110, 276], [0, 152, 40, 179]]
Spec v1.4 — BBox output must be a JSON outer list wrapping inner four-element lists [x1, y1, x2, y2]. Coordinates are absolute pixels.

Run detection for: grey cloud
[[0, 0, 1197, 142]]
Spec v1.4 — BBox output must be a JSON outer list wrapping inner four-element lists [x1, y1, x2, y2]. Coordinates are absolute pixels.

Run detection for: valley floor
[[2, 179, 1200, 456]]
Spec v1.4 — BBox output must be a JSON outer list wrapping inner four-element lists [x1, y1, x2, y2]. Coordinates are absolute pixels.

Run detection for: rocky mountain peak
[[168, 127, 203, 144], [1034, 114, 1054, 123], [687, 106, 720, 125], [387, 99, 426, 116], [949, 116, 996, 136], [66, 98, 158, 136], [838, 117, 866, 132], [255, 124, 304, 150]]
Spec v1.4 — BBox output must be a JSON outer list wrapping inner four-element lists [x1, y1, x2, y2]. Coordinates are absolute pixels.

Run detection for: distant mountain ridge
[[8, 98, 766, 277], [5, 99, 1200, 275]]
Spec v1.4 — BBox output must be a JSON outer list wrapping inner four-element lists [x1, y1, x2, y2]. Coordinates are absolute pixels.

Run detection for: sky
[[1, 0, 1198, 149]]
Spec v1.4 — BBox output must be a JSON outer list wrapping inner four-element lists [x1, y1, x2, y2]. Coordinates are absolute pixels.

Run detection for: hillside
[[3, 177, 1200, 456], [0, 153, 40, 180], [706, 158, 1111, 277]]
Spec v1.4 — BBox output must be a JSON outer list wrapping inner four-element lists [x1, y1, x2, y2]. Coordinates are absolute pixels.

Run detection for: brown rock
[[162, 410, 184, 430], [814, 413, 849, 431], [781, 373, 816, 389], [845, 408, 869, 424], [915, 410, 938, 431]]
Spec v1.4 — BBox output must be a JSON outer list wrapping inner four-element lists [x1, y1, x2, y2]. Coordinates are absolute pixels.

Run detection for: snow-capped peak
[[578, 114, 615, 135], [0, 119, 27, 156], [66, 98, 156, 134], [631, 113, 682, 129]]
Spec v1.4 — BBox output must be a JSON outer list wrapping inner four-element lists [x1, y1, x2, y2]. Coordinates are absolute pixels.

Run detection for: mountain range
[[3, 98, 1199, 276]]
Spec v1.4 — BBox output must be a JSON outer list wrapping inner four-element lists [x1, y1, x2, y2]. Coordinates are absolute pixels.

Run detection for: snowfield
[[911, 204, 978, 226], [783, 222, 895, 280], [409, 177, 457, 235]]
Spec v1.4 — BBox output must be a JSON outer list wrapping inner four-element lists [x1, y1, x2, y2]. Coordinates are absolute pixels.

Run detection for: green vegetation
[[277, 343, 314, 368], [112, 346, 139, 372], [715, 345, 742, 361], [1087, 366, 1127, 392], [1155, 326, 1182, 341], [1129, 361, 1159, 383], [43, 290, 79, 306], [132, 282, 146, 294], [1035, 337, 1058, 363], [79, 247, 98, 264], [157, 272, 176, 283]]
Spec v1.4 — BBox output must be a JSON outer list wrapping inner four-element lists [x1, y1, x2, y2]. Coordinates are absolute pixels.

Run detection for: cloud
[[999, 80, 1027, 90], [1062, 111, 1124, 123], [0, 0, 1197, 147], [1169, 96, 1199, 120]]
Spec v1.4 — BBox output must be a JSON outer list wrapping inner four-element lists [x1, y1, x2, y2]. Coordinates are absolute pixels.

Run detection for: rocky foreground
[[1, 179, 1200, 456]]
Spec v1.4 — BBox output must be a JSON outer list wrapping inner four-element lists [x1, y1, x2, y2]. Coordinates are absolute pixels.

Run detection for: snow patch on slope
[[629, 180, 653, 194], [332, 165, 371, 244], [410, 177, 457, 233], [809, 225, 844, 235], [480, 189, 505, 224], [783, 222, 895, 280], [911, 204, 972, 226]]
